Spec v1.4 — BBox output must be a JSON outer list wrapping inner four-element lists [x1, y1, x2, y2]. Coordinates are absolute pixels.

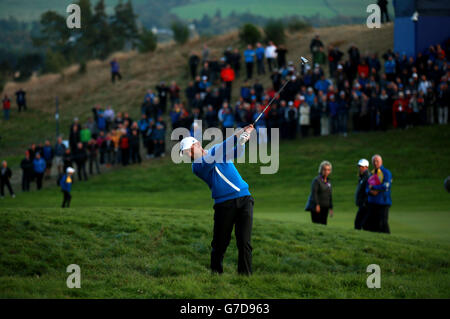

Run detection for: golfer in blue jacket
[[180, 125, 254, 275]]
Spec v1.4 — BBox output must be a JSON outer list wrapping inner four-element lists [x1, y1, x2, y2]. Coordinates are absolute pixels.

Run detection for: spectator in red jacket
[[393, 92, 408, 129], [2, 94, 11, 121], [220, 64, 235, 102], [357, 60, 369, 78], [119, 133, 130, 166]]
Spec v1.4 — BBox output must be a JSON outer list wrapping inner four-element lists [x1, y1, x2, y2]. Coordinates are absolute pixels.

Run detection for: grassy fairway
[[0, 125, 449, 298]]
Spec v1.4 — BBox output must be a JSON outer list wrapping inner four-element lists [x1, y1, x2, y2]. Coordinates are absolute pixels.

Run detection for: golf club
[[251, 56, 310, 126]]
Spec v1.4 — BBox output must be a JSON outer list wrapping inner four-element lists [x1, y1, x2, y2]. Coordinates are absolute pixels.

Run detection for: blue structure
[[394, 0, 450, 57]]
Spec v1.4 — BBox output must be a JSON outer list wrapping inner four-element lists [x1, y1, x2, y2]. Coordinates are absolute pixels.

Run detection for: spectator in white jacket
[[418, 75, 431, 95], [299, 100, 311, 137], [265, 41, 277, 72]]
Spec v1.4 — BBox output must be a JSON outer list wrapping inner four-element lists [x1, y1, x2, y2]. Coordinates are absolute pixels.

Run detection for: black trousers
[[89, 156, 100, 174], [1, 179, 14, 196], [367, 203, 390, 234], [256, 59, 265, 75], [22, 173, 31, 191], [18, 102, 27, 112], [245, 62, 253, 80], [62, 190, 72, 208], [111, 71, 122, 83], [354, 205, 370, 230], [76, 162, 88, 181], [35, 172, 44, 190], [131, 147, 141, 164], [310, 207, 329, 225], [211, 195, 254, 275], [267, 58, 275, 72]]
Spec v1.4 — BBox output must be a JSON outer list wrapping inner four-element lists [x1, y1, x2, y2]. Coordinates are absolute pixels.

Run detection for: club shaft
[[253, 79, 290, 125]]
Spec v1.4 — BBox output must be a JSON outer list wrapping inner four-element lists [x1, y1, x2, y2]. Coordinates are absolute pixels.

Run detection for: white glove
[[239, 131, 250, 145]]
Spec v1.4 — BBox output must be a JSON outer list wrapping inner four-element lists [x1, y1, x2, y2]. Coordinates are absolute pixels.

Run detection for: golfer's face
[[190, 142, 203, 160]]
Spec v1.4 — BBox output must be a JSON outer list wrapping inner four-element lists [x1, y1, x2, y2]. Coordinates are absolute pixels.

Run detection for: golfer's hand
[[238, 125, 254, 145], [239, 132, 250, 145], [315, 205, 320, 213], [329, 209, 334, 217], [243, 124, 254, 134]]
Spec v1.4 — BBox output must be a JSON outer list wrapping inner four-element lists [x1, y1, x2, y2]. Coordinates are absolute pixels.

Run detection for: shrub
[[287, 17, 312, 32], [171, 21, 190, 45], [43, 50, 67, 74], [138, 28, 158, 53], [264, 20, 285, 45], [239, 23, 261, 46]]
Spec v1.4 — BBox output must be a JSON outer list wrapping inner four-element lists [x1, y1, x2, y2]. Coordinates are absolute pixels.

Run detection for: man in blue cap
[[180, 125, 254, 275]]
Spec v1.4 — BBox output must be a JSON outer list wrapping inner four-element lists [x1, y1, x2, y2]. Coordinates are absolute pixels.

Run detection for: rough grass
[[0, 207, 449, 298]]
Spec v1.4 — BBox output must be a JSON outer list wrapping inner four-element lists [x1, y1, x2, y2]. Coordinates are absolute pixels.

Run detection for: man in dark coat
[[377, 0, 390, 23], [20, 150, 34, 192], [15, 88, 27, 112], [1, 160, 15, 198], [73, 142, 88, 181]]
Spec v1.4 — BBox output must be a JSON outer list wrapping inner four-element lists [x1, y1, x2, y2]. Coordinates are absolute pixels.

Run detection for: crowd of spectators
[[10, 104, 167, 194], [181, 36, 449, 141]]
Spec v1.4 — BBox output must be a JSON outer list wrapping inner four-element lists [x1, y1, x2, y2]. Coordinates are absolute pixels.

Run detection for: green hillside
[[1, 125, 449, 298], [172, 0, 395, 20], [0, 0, 394, 23]]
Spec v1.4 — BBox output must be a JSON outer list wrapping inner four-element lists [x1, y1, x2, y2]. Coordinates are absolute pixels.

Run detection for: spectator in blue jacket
[[244, 45, 255, 80], [97, 113, 107, 132], [33, 152, 46, 190], [314, 75, 330, 93], [384, 56, 396, 82], [218, 103, 235, 137], [337, 91, 349, 136], [179, 124, 255, 275], [240, 82, 251, 102], [153, 121, 166, 158], [110, 58, 122, 83], [138, 114, 149, 138], [60, 167, 75, 208], [255, 42, 266, 75], [305, 87, 316, 106], [328, 95, 339, 134], [366, 154, 392, 233]]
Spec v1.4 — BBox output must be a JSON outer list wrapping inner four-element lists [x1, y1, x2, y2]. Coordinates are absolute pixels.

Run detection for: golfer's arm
[[203, 135, 243, 164], [223, 135, 244, 161]]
